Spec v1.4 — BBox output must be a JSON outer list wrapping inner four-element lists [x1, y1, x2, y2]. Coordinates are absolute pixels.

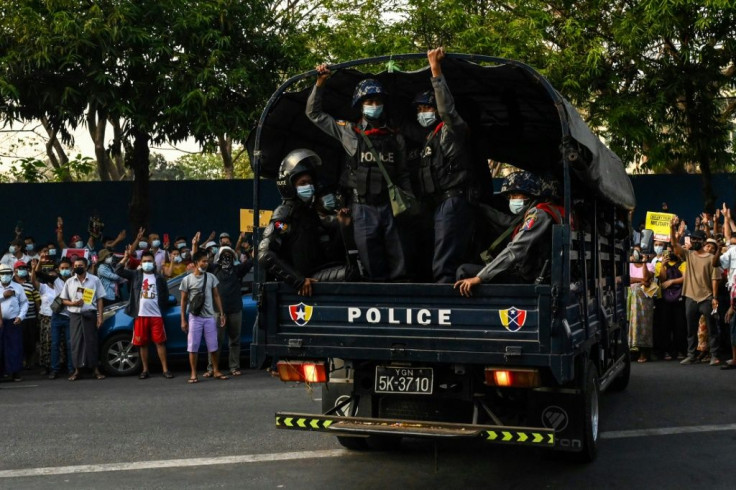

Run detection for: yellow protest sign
[[82, 288, 95, 305], [645, 211, 675, 241], [240, 209, 273, 232]]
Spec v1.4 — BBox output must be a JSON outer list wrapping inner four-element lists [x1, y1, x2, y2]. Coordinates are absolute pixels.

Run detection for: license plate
[[374, 366, 433, 395]]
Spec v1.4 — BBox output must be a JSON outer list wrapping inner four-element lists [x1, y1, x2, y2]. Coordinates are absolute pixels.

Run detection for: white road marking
[[601, 423, 736, 439], [0, 449, 350, 479], [0, 384, 39, 389]]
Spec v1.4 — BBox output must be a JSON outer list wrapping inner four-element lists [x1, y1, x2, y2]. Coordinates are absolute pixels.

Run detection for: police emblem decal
[[289, 302, 313, 326], [499, 307, 527, 332]]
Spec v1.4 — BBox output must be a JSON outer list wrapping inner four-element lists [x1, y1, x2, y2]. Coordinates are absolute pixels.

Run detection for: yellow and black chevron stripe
[[484, 429, 554, 445], [276, 416, 334, 431]]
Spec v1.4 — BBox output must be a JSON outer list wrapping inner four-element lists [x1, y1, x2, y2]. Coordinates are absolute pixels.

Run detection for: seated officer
[[258, 149, 353, 296], [454, 171, 564, 296]]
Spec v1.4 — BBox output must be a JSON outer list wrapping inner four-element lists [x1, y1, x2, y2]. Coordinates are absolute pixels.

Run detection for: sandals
[[139, 371, 150, 380], [68, 373, 80, 382], [720, 361, 736, 370], [187, 377, 199, 384], [163, 371, 175, 379], [202, 371, 213, 378], [230, 369, 242, 376], [637, 358, 648, 363], [94, 372, 106, 380], [214, 373, 229, 380]]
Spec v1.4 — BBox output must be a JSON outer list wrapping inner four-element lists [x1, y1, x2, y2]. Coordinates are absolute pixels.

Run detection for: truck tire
[[336, 436, 369, 450], [573, 361, 599, 462]]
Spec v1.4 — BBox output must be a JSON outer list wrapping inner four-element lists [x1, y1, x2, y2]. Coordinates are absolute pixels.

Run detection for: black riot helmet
[[276, 149, 321, 198]]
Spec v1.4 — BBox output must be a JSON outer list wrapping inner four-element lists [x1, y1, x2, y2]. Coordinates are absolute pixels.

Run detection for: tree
[[0, 0, 290, 229]]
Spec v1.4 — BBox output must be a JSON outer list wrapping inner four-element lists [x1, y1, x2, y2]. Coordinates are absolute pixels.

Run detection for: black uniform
[[306, 85, 410, 281], [407, 75, 473, 283], [258, 200, 345, 290], [457, 203, 563, 284]]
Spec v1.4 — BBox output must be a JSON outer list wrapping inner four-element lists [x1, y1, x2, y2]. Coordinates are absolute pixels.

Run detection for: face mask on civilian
[[138, 241, 148, 250], [152, 240, 161, 248], [59, 269, 71, 278], [173, 256, 182, 263], [74, 241, 84, 249], [26, 244, 34, 252], [105, 257, 114, 265], [363, 104, 383, 119], [181, 252, 189, 260], [208, 247, 218, 255], [197, 267, 206, 273], [0, 274, 11, 284], [17, 269, 28, 278], [141, 262, 154, 272], [48, 249, 57, 257], [417, 111, 437, 127], [654, 246, 664, 255], [321, 193, 336, 211], [509, 199, 527, 215], [74, 266, 85, 275], [8, 246, 16, 254], [297, 184, 315, 202]]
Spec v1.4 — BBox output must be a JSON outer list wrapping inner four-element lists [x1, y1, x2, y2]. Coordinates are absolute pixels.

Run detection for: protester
[[180, 250, 227, 383], [117, 247, 173, 379], [47, 258, 74, 379], [95, 249, 123, 306], [60, 257, 106, 381], [657, 248, 687, 360], [31, 250, 56, 375], [1, 240, 31, 269], [14, 260, 41, 369], [0, 263, 29, 381], [628, 246, 656, 363]]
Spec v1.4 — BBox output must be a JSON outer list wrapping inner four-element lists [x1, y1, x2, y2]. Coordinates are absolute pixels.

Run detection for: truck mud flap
[[275, 412, 555, 447]]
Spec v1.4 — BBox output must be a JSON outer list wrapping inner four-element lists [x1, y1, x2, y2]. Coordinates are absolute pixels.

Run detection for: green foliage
[[150, 149, 253, 181], [5, 154, 96, 183]]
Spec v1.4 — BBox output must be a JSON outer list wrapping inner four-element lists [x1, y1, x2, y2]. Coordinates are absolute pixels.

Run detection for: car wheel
[[101, 332, 141, 376]]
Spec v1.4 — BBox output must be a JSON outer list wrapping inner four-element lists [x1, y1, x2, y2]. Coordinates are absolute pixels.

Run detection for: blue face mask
[[363, 104, 383, 119], [173, 256, 182, 263], [139, 241, 148, 250], [141, 262, 154, 272], [209, 247, 218, 255], [417, 111, 437, 127], [8, 246, 16, 254], [26, 244, 35, 252], [0, 274, 11, 284], [654, 246, 664, 255], [152, 240, 161, 248], [17, 269, 29, 278], [48, 249, 57, 256], [297, 184, 315, 202], [59, 269, 72, 278], [509, 199, 527, 215], [321, 193, 336, 211], [74, 241, 84, 249]]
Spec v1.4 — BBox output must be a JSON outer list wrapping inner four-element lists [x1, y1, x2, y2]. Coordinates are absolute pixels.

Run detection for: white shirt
[[53, 277, 70, 316], [1, 252, 32, 269], [60, 273, 104, 313], [39, 282, 56, 317], [138, 273, 161, 317], [0, 281, 29, 320], [719, 245, 736, 289]]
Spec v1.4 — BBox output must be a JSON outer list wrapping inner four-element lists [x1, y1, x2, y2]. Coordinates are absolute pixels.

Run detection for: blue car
[[98, 273, 256, 376]]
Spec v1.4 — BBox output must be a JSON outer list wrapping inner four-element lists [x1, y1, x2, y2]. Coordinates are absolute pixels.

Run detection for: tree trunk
[[218, 134, 234, 179], [40, 116, 72, 182], [110, 117, 128, 180], [128, 128, 151, 231], [87, 105, 123, 181]]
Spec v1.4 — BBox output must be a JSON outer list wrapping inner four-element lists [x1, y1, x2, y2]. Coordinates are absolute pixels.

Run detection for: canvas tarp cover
[[249, 56, 635, 210]]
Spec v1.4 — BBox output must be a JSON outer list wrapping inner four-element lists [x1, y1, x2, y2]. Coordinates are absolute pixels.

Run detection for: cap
[[690, 230, 706, 240], [97, 249, 112, 262], [14, 260, 27, 269], [219, 232, 230, 239], [0, 264, 12, 273], [705, 238, 718, 246], [204, 241, 218, 250]]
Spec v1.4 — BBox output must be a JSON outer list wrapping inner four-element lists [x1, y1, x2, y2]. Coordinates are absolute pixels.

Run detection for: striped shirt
[[18, 280, 40, 319]]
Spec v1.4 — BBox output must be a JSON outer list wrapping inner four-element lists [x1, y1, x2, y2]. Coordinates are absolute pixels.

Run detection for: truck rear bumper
[[275, 412, 555, 447]]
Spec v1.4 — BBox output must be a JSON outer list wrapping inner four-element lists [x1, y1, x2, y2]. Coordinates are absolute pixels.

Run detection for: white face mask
[[654, 246, 664, 255], [509, 199, 527, 215], [417, 111, 437, 127], [105, 257, 113, 264]]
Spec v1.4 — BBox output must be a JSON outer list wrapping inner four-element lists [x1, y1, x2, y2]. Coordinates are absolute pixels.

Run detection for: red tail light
[[484, 368, 540, 388], [276, 361, 328, 383]]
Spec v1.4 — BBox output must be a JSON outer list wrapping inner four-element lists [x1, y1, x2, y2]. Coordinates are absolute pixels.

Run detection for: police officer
[[406, 47, 472, 283], [306, 64, 411, 281], [258, 149, 352, 297], [454, 171, 563, 296]]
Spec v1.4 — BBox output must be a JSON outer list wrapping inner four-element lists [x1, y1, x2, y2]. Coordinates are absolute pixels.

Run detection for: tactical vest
[[281, 205, 325, 276], [416, 122, 469, 196], [346, 127, 402, 204], [512, 203, 566, 238]]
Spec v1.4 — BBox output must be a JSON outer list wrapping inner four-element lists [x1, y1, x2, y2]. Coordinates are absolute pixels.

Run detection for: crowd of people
[[628, 204, 736, 369], [0, 218, 253, 383]]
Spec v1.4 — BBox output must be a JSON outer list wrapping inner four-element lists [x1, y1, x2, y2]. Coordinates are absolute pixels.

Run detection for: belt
[[432, 188, 465, 204]]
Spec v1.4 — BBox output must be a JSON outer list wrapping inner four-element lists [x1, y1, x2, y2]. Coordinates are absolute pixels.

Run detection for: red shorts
[[133, 317, 166, 346]]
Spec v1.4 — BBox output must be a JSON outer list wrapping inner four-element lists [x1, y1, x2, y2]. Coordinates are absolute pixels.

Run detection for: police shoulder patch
[[273, 221, 289, 233], [337, 120, 349, 127], [520, 208, 538, 232]]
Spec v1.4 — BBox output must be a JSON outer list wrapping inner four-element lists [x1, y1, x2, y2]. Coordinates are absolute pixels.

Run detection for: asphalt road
[[1, 359, 735, 489]]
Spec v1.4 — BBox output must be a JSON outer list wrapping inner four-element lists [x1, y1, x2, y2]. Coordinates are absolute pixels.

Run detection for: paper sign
[[82, 288, 95, 305], [645, 212, 675, 241], [62, 248, 90, 260], [240, 209, 273, 232]]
